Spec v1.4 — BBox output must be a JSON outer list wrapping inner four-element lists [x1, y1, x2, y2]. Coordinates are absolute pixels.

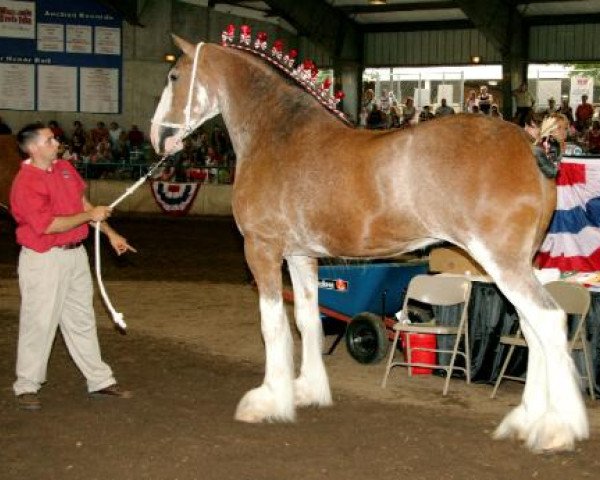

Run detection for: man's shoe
[[17, 393, 41, 411], [90, 383, 132, 399]]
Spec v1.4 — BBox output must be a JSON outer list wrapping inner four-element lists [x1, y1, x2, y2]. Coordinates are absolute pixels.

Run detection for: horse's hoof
[[294, 376, 333, 408], [234, 385, 295, 423], [494, 405, 588, 453]]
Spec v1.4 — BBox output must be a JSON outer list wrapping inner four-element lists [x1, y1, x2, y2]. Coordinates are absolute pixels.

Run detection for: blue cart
[[286, 260, 429, 364]]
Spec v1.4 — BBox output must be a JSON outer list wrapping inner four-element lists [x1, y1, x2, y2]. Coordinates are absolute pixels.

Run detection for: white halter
[[151, 41, 204, 135]]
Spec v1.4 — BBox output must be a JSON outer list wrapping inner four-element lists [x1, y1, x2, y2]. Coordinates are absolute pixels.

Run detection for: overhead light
[[368, 0, 387, 4], [488, 80, 498, 86], [164, 53, 176, 63], [470, 55, 481, 64]]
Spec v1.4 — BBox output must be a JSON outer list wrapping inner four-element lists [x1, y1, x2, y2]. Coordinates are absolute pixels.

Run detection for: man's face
[[29, 128, 58, 162]]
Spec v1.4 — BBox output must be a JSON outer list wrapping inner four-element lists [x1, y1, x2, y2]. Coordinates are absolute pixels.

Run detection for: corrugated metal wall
[[529, 24, 600, 62], [364, 29, 501, 67]]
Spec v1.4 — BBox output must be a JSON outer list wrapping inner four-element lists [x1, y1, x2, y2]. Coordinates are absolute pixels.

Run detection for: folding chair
[[381, 274, 472, 396], [491, 281, 596, 399]]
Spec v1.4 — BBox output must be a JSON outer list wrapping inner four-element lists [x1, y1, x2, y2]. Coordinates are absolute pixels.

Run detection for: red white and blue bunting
[[537, 156, 600, 271], [150, 181, 200, 216]]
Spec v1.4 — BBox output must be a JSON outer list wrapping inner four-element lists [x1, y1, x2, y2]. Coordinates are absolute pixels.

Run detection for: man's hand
[[108, 233, 137, 256], [89, 206, 112, 223]]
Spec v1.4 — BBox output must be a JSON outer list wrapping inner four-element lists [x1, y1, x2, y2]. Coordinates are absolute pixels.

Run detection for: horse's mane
[[221, 25, 352, 126]]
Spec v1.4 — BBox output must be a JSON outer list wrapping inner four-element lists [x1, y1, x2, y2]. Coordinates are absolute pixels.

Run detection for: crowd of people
[[359, 85, 600, 154], [0, 117, 237, 182]]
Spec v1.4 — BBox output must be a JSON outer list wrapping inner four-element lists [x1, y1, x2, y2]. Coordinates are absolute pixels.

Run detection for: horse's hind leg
[[469, 241, 588, 452], [234, 238, 295, 423], [286, 255, 332, 407]]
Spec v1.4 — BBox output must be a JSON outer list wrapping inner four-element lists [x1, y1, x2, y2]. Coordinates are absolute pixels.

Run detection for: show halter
[[150, 41, 205, 135]]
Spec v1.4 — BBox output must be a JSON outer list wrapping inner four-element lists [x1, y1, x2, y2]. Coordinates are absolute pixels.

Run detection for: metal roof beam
[[454, 0, 524, 56], [262, 0, 362, 61]]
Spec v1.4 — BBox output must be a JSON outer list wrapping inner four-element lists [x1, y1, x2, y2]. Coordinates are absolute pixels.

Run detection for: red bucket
[[400, 333, 437, 375]]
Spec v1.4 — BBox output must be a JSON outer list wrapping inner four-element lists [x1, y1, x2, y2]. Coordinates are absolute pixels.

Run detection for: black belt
[[58, 242, 83, 250]]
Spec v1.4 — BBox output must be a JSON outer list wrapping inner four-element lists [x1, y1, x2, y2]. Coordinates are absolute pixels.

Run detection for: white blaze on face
[[150, 81, 174, 152]]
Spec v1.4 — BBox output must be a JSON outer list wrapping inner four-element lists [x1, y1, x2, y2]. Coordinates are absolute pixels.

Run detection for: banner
[[537, 157, 600, 271], [150, 181, 200, 216]]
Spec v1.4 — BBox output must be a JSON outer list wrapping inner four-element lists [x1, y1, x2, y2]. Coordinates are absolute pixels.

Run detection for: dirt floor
[[1, 213, 600, 480]]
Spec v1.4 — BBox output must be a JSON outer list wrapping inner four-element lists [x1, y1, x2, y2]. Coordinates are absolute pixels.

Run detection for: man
[[435, 98, 455, 117], [10, 124, 136, 410], [512, 82, 535, 126], [575, 94, 594, 132]]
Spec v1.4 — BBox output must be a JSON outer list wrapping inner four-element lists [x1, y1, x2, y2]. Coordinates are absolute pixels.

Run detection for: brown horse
[[150, 35, 588, 452], [0, 135, 21, 209]]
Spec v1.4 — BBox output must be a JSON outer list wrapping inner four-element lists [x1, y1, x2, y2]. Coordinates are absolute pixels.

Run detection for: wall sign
[[0, 0, 122, 112]]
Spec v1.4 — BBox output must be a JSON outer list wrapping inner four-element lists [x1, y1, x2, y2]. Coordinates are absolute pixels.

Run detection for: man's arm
[[83, 197, 137, 255], [44, 205, 111, 234]]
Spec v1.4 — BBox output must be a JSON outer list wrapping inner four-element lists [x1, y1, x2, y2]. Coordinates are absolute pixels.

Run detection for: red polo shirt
[[10, 159, 88, 252]]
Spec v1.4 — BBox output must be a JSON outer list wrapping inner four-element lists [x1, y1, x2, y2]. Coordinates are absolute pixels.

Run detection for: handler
[[10, 123, 136, 410]]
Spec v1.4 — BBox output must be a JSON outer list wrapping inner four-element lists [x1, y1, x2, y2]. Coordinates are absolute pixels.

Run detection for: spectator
[[389, 101, 402, 128], [401, 97, 416, 125], [90, 121, 110, 145], [490, 104, 503, 119], [108, 122, 123, 160], [465, 89, 478, 113], [575, 94, 594, 132], [478, 85, 493, 115], [380, 89, 395, 116], [435, 98, 455, 117], [0, 115, 12, 135], [419, 105, 434, 122], [211, 126, 229, 157], [70, 120, 86, 155], [48, 120, 66, 143], [558, 98, 575, 125], [127, 124, 145, 149], [366, 103, 386, 130], [586, 120, 600, 154], [543, 97, 558, 117], [512, 82, 535, 126], [362, 88, 375, 111]]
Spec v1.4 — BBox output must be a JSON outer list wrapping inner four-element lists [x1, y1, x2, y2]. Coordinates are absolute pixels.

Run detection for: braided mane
[[221, 25, 352, 126]]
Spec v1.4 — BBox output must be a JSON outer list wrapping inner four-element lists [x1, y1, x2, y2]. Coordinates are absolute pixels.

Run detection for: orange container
[[400, 332, 437, 375]]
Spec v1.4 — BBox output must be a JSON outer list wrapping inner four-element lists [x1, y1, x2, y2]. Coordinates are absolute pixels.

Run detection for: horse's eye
[[169, 72, 178, 82]]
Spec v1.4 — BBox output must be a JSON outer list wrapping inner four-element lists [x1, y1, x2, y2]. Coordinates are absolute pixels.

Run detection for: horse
[[0, 135, 21, 209], [149, 34, 588, 453]]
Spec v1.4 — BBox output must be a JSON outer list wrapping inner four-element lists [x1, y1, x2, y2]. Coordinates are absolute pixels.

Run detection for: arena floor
[[1, 214, 600, 479]]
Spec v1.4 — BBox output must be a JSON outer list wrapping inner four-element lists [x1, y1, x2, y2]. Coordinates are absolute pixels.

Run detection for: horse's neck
[[211, 47, 339, 160]]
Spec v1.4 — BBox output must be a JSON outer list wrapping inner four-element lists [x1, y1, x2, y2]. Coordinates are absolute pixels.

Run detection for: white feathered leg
[[287, 255, 332, 408], [469, 237, 588, 452], [235, 240, 295, 423]]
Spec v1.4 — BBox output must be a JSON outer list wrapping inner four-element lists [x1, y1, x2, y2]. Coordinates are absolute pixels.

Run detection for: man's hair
[[16, 123, 44, 154]]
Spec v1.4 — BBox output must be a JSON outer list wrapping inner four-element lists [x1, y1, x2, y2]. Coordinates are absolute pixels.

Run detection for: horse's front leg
[[235, 238, 295, 423], [286, 255, 332, 408]]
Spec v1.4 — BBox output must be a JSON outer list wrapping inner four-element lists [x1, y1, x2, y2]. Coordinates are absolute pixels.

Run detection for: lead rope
[[94, 157, 168, 329], [98, 42, 204, 330]]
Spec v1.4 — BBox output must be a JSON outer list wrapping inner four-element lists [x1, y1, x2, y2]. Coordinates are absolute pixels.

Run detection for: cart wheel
[[345, 312, 388, 364]]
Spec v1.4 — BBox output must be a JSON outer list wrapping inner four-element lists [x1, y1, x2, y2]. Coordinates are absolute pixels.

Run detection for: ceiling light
[[368, 0, 387, 4], [488, 80, 498, 86], [470, 55, 481, 64], [164, 53, 176, 63]]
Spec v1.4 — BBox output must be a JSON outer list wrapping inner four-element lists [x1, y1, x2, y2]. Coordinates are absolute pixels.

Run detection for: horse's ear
[[171, 34, 196, 58]]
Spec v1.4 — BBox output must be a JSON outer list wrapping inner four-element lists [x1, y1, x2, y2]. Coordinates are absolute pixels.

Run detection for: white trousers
[[13, 246, 116, 395]]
